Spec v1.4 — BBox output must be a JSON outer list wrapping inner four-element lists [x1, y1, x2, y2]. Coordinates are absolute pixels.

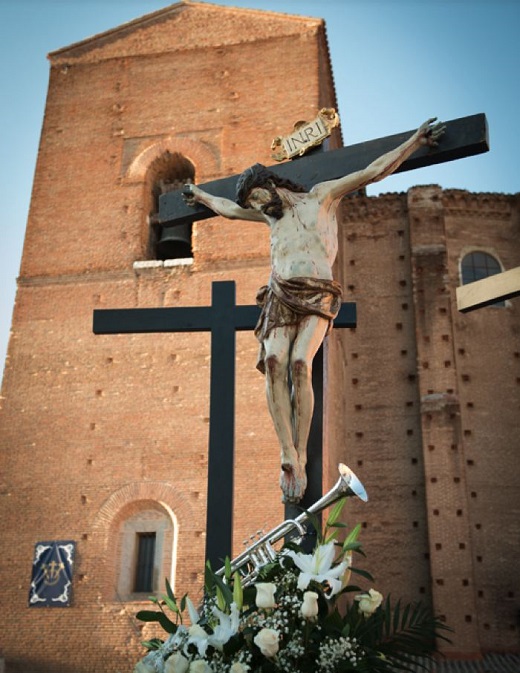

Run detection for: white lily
[[287, 541, 347, 597], [208, 602, 240, 650], [186, 623, 210, 657], [185, 596, 200, 626]]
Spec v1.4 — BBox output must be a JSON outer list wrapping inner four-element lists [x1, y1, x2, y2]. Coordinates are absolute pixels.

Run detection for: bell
[[156, 221, 192, 260]]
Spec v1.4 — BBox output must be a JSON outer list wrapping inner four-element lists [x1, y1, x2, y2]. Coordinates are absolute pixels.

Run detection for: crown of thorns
[[235, 163, 307, 207]]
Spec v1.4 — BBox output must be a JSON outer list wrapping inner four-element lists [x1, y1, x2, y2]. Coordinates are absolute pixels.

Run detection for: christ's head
[[236, 163, 307, 220]]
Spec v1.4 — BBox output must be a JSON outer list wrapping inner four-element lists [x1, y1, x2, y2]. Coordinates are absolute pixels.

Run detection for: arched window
[[460, 251, 505, 307], [146, 152, 195, 261], [114, 500, 177, 601]]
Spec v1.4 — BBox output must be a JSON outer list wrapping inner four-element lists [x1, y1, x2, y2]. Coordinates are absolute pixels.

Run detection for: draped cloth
[[254, 273, 343, 374]]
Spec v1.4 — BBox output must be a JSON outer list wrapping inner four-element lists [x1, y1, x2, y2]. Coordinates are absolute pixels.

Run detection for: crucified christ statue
[[184, 117, 444, 504]]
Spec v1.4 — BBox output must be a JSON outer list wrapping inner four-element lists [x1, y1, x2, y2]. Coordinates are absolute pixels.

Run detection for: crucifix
[[94, 110, 488, 568]]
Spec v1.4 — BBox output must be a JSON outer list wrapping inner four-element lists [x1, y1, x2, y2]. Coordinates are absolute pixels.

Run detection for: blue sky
[[0, 0, 519, 380]]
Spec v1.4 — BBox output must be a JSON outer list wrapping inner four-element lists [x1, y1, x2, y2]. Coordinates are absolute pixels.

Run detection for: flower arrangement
[[134, 499, 450, 672]]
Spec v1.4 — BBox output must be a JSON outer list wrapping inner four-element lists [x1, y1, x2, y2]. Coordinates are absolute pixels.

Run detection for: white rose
[[254, 627, 280, 658], [133, 661, 155, 673], [356, 588, 383, 616], [301, 591, 319, 620], [255, 582, 276, 609], [165, 652, 190, 673], [189, 660, 211, 673], [230, 663, 250, 673]]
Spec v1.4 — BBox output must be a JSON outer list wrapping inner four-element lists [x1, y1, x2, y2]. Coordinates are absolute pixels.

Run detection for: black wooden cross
[[93, 282, 356, 569], [158, 113, 488, 227]]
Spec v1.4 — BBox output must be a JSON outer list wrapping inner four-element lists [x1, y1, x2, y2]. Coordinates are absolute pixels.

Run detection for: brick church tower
[[1, 3, 519, 673], [0, 3, 341, 672]]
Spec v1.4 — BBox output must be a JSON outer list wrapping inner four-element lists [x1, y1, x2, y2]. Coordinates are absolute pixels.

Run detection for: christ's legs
[[263, 317, 329, 503], [289, 315, 329, 480]]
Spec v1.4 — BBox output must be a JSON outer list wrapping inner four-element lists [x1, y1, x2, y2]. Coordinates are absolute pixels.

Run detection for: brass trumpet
[[217, 463, 367, 586]]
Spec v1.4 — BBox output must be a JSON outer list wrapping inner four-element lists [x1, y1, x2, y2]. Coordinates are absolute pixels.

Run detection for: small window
[[461, 251, 505, 307], [146, 152, 195, 261], [134, 532, 156, 593]]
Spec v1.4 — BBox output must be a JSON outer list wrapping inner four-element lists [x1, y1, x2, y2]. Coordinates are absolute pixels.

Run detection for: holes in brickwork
[[464, 429, 472, 437], [351, 352, 359, 359], [106, 357, 113, 364], [408, 374, 416, 382], [456, 509, 463, 517], [396, 322, 403, 330], [406, 401, 414, 407], [402, 303, 409, 310], [411, 457, 418, 465], [475, 523, 482, 530], [362, 522, 368, 529], [81, 495, 88, 505], [430, 477, 437, 483], [411, 490, 418, 497], [467, 402, 474, 409], [87, 459, 93, 466], [82, 533, 88, 540], [357, 460, 363, 467], [407, 429, 414, 436], [454, 477, 461, 484], [397, 230, 405, 237], [444, 360, 451, 368], [428, 445, 435, 452], [462, 579, 469, 587], [459, 543, 466, 550], [458, 348, 466, 355], [399, 280, 407, 287], [462, 374, 471, 382], [465, 615, 473, 623], [355, 432, 364, 439], [95, 389, 103, 397], [435, 543, 442, 550], [471, 491, 477, 498], [352, 378, 359, 385], [413, 521, 419, 528], [419, 587, 426, 594], [436, 578, 444, 586], [355, 404, 363, 411], [401, 349, 408, 356], [422, 361, 429, 369], [442, 334, 450, 342], [467, 459, 475, 466], [349, 259, 356, 266], [451, 444, 458, 451], [90, 423, 96, 431], [439, 307, 447, 315], [476, 556, 483, 563], [433, 508, 439, 515]]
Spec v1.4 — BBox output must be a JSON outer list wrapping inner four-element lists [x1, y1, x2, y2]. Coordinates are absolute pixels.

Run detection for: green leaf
[[136, 610, 163, 622], [343, 523, 362, 547], [350, 566, 374, 581], [233, 571, 243, 610], [326, 498, 346, 527], [165, 577, 175, 602], [162, 594, 179, 614]]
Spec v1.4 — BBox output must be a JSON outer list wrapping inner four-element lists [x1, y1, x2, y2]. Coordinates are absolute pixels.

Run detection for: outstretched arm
[[314, 118, 445, 203], [183, 184, 265, 222]]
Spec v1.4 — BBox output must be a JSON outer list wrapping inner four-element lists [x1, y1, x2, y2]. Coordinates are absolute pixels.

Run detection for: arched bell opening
[[145, 152, 195, 260]]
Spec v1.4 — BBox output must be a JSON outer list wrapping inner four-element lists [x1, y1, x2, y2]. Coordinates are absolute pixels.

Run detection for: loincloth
[[254, 274, 342, 374]]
